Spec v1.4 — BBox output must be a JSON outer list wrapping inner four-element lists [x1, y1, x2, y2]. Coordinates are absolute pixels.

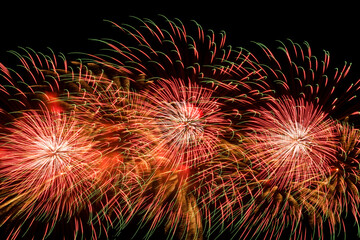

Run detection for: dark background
[[1, 1, 359, 239], [1, 2, 359, 68]]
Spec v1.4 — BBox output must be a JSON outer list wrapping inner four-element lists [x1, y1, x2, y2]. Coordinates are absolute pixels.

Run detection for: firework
[[0, 108, 101, 237], [203, 40, 360, 240], [243, 40, 360, 239], [0, 50, 144, 239], [245, 96, 337, 189], [220, 40, 360, 240], [68, 72, 212, 239], [82, 16, 266, 239], [129, 77, 233, 169]]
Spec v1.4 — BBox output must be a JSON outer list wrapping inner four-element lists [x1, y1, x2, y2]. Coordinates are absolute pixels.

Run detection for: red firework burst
[[0, 109, 101, 223], [245, 97, 338, 189], [130, 78, 232, 168]]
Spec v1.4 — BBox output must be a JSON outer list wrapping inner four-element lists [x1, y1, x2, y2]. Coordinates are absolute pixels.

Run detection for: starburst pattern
[[0, 110, 99, 210], [0, 108, 102, 238], [245, 97, 338, 189], [130, 78, 232, 168]]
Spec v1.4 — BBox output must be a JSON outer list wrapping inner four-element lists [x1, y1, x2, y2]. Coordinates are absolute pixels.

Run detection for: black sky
[[1, 2, 359, 68]]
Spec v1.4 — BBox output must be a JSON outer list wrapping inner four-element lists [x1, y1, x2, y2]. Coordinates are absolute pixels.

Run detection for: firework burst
[[245, 97, 338, 189], [0, 108, 102, 238], [211, 40, 360, 240], [0, 50, 144, 239], [117, 77, 234, 239], [129, 77, 233, 168]]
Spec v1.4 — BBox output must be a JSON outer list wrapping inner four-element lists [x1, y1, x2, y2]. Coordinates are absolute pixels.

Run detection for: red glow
[[44, 91, 64, 113]]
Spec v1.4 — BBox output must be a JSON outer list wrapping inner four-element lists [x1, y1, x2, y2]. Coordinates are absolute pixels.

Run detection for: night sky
[[1, 2, 360, 239], [1, 2, 359, 66]]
